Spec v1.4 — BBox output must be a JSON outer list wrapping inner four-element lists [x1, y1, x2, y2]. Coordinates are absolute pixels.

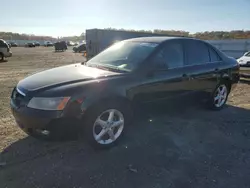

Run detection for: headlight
[[27, 97, 70, 110]]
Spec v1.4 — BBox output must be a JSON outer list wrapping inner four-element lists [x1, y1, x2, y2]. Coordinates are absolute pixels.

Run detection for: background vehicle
[[25, 42, 36, 47], [10, 42, 18, 47], [10, 37, 239, 149], [44, 41, 53, 47], [237, 51, 250, 67], [67, 41, 75, 46], [34, 42, 40, 46], [54, 41, 67, 51], [73, 43, 86, 53], [0, 39, 12, 61]]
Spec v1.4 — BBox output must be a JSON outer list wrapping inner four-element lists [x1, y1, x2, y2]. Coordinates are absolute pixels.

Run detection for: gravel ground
[[0, 47, 250, 188]]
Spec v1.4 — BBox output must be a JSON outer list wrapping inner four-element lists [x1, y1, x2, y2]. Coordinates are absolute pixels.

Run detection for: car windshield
[[86, 41, 158, 72], [245, 52, 250, 57]]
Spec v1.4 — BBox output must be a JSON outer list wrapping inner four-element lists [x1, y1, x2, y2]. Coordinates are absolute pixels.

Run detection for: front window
[[86, 41, 158, 72]]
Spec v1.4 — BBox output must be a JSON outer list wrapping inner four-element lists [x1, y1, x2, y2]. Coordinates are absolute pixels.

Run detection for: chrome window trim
[[154, 60, 222, 71]]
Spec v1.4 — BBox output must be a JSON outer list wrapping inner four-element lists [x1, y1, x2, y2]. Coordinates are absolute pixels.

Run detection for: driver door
[[134, 39, 194, 103]]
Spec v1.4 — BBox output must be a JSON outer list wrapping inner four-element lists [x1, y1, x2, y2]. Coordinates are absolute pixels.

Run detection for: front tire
[[83, 102, 130, 149], [209, 82, 230, 110]]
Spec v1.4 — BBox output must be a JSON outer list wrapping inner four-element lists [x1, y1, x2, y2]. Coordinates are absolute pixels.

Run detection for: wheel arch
[[81, 94, 133, 120], [220, 74, 232, 92]]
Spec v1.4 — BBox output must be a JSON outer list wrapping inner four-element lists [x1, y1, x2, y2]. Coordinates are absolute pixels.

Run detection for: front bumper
[[5, 51, 12, 57], [10, 99, 63, 133]]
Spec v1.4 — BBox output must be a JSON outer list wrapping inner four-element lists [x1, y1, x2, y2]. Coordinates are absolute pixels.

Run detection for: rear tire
[[208, 82, 230, 110], [83, 101, 131, 149]]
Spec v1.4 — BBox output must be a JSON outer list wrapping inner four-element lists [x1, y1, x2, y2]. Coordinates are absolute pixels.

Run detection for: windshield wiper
[[85, 63, 109, 70], [85, 63, 128, 73], [98, 64, 129, 73]]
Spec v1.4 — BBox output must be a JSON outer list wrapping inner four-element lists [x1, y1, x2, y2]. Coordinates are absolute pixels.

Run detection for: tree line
[[0, 32, 86, 42], [1, 29, 250, 41], [0, 32, 55, 41], [104, 28, 250, 40]]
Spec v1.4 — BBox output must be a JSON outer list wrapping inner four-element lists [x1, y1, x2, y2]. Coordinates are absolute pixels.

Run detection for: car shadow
[[54, 51, 66, 53], [1, 98, 250, 188], [0, 59, 8, 63]]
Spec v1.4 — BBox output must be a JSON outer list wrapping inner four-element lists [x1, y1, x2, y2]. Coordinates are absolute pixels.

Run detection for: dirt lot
[[0, 47, 250, 188]]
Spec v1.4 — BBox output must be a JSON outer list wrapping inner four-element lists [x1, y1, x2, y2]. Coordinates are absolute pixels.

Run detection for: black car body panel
[[10, 37, 240, 136], [17, 64, 122, 95], [34, 42, 40, 46], [10, 42, 18, 47]]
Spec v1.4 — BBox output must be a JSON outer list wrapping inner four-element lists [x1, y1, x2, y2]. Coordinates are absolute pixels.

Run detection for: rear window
[[209, 47, 221, 62]]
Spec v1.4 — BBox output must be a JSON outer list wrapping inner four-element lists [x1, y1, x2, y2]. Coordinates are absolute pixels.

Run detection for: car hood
[[17, 63, 121, 93]]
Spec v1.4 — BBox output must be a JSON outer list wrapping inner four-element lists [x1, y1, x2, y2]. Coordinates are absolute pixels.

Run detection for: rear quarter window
[[208, 46, 222, 62]]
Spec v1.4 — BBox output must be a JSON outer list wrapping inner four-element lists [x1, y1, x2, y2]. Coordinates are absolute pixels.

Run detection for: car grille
[[11, 87, 29, 107]]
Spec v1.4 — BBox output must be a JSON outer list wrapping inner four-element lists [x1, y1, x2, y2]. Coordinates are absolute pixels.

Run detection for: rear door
[[183, 39, 222, 96]]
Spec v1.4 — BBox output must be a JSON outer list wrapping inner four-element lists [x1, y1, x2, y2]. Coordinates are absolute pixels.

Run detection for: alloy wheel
[[93, 109, 124, 145], [214, 84, 228, 108]]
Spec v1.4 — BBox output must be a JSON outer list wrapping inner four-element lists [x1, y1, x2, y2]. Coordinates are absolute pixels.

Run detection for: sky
[[1, 0, 250, 37]]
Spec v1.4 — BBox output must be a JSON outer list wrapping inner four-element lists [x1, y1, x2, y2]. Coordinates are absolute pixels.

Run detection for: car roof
[[124, 36, 202, 43]]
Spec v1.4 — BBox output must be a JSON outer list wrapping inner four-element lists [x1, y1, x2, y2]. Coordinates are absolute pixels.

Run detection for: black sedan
[[10, 42, 18, 47], [25, 42, 36, 47], [10, 37, 240, 148], [44, 42, 53, 47], [73, 43, 86, 53], [34, 42, 40, 46]]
